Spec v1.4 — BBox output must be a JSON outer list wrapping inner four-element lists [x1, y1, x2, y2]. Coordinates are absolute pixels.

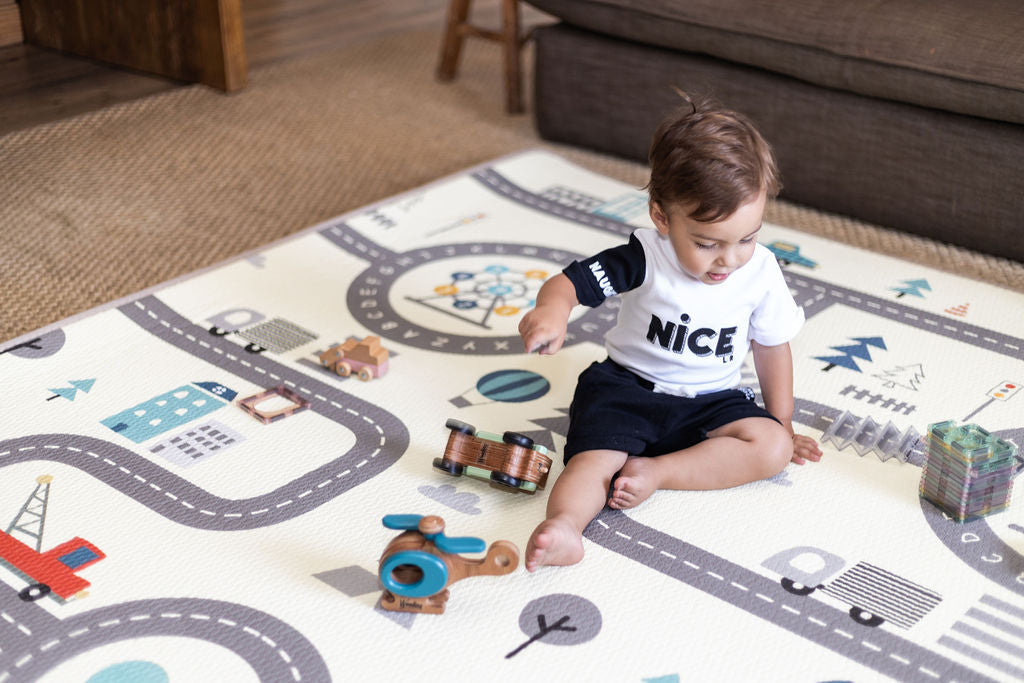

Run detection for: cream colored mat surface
[[1, 150, 1022, 682]]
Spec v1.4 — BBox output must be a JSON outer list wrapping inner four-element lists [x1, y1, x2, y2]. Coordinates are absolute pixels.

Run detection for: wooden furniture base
[[437, 0, 524, 113], [18, 0, 247, 91], [0, 0, 22, 47]]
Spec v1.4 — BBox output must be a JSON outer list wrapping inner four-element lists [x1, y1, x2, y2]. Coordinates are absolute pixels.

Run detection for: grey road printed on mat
[[585, 509, 995, 683], [0, 293, 414, 682], [787, 275, 1024, 360], [0, 584, 329, 682], [321, 221, 617, 353], [115, 294, 409, 528], [0, 295, 409, 530]]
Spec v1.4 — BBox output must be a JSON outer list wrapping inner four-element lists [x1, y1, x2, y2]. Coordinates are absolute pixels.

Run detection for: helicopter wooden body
[[378, 514, 519, 614]]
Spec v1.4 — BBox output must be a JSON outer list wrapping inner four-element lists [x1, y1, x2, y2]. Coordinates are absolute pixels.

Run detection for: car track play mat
[[1, 151, 1022, 682]]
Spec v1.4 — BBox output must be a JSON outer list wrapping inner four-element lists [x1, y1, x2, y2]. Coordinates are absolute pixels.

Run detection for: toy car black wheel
[[432, 457, 464, 476], [490, 471, 522, 489], [445, 418, 475, 435], [502, 431, 534, 449]]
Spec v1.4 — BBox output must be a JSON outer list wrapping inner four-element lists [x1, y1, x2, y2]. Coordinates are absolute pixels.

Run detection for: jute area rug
[[1, 28, 1022, 345]]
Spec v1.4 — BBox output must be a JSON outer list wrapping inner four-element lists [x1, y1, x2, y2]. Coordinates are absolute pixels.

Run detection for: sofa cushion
[[534, 23, 1024, 260], [526, 0, 1024, 124]]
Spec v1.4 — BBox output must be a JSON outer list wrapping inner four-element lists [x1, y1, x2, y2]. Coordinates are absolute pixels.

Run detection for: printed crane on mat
[[0, 475, 106, 602]]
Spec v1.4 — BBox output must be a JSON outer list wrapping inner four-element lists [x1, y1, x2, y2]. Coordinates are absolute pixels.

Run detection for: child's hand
[[519, 306, 569, 355], [791, 433, 823, 465]]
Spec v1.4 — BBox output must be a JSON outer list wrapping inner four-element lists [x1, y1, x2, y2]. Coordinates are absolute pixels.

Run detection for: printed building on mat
[[101, 381, 237, 443], [919, 420, 1017, 522]]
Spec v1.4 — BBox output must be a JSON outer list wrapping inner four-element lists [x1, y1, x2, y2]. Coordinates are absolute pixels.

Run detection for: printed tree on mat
[[47, 379, 96, 402], [506, 593, 601, 658], [873, 363, 925, 390], [815, 337, 887, 372]]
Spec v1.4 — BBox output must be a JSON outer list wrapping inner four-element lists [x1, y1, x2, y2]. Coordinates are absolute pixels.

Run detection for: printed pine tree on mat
[[815, 337, 887, 372]]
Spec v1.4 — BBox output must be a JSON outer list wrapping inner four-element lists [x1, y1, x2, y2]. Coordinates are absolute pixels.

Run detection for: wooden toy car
[[433, 418, 552, 493], [318, 336, 389, 381], [378, 514, 518, 614]]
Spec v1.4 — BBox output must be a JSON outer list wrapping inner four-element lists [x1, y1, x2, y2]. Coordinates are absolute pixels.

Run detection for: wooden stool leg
[[501, 0, 523, 113], [438, 0, 472, 81]]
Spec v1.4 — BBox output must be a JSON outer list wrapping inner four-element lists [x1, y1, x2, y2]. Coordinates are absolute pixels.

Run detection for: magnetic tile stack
[[920, 420, 1018, 522]]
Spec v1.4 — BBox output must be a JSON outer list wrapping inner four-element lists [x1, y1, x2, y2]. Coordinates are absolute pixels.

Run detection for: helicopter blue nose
[[379, 550, 449, 598]]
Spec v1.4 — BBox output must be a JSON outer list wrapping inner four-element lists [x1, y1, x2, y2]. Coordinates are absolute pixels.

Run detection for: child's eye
[[739, 237, 756, 244], [695, 242, 716, 250]]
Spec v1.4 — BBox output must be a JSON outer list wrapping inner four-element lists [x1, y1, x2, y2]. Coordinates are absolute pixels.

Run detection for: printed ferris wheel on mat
[[407, 265, 547, 329]]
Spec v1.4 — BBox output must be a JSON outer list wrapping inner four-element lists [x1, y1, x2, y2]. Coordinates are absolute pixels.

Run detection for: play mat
[[1, 151, 1022, 682]]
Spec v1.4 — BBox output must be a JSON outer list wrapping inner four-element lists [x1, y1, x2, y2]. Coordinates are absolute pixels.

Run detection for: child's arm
[[750, 340, 823, 465], [518, 273, 579, 355]]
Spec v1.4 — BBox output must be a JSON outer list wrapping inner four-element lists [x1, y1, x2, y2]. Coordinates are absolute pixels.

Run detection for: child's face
[[650, 191, 766, 285]]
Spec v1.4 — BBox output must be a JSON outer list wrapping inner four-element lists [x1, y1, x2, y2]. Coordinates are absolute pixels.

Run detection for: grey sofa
[[526, 0, 1024, 262]]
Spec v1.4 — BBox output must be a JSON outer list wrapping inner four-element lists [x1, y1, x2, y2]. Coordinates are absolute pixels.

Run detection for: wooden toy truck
[[433, 418, 552, 493], [318, 336, 389, 381]]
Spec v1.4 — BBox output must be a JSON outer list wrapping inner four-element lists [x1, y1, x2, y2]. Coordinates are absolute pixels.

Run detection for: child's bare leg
[[609, 418, 791, 509], [525, 449, 627, 571]]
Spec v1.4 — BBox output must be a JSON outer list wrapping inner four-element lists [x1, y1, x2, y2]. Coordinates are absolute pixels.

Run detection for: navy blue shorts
[[563, 358, 780, 463]]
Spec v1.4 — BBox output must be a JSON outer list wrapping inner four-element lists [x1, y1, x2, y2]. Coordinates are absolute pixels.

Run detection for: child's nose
[[717, 248, 740, 267]]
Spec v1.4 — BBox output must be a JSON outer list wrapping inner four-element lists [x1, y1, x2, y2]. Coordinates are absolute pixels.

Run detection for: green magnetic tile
[[923, 448, 1015, 477], [928, 420, 958, 441], [919, 475, 1012, 505], [920, 476, 1012, 504], [925, 421, 1017, 467], [928, 444, 1013, 470], [923, 462, 1013, 486]]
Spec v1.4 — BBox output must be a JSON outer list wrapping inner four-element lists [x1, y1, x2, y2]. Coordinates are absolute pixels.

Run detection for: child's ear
[[650, 201, 670, 235]]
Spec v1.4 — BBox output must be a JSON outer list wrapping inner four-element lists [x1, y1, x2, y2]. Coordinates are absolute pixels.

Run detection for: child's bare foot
[[524, 517, 584, 572], [608, 457, 659, 509]]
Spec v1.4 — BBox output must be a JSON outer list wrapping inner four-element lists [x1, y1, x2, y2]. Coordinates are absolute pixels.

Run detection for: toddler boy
[[518, 97, 822, 571]]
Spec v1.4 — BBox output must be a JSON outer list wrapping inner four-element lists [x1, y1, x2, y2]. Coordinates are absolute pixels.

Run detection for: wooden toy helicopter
[[378, 514, 519, 614]]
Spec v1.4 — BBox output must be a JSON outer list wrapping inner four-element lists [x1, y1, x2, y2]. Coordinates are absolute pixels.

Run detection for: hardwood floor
[[0, 0, 549, 136]]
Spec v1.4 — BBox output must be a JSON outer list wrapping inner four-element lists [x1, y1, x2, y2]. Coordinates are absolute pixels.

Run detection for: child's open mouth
[[707, 272, 729, 282]]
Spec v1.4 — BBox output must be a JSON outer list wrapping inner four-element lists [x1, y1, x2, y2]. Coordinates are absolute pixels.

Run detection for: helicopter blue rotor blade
[[382, 514, 423, 530], [434, 535, 486, 554]]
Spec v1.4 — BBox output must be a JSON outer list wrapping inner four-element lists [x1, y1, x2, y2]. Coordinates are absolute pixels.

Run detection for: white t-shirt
[[563, 228, 804, 397]]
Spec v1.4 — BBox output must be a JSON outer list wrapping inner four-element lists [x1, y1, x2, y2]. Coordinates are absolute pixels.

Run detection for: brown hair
[[645, 92, 780, 222]]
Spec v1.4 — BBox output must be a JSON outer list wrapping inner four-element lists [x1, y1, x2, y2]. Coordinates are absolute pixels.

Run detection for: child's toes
[[608, 487, 633, 509]]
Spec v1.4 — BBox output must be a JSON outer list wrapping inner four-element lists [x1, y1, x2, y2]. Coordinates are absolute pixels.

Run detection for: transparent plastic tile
[[822, 411, 859, 451], [896, 426, 923, 464], [852, 416, 881, 456], [873, 422, 902, 462]]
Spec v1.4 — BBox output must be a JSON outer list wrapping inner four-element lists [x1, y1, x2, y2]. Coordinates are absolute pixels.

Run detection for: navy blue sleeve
[[562, 233, 647, 307]]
